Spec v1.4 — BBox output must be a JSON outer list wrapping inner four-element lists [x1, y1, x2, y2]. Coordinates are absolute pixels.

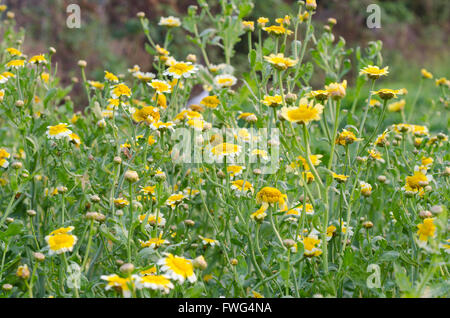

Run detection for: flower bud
[[193, 255, 208, 270], [136, 12, 145, 18], [15, 100, 24, 108], [11, 161, 22, 169], [419, 210, 432, 219], [184, 219, 195, 227], [77, 60, 87, 68], [283, 239, 296, 248], [16, 264, 30, 279], [33, 252, 45, 262], [377, 175, 387, 184], [113, 156, 122, 165], [124, 170, 139, 183], [90, 194, 101, 203], [120, 263, 135, 274], [2, 284, 13, 291], [430, 205, 443, 215], [186, 54, 197, 63], [230, 258, 238, 266], [362, 221, 373, 229], [27, 209, 37, 217]]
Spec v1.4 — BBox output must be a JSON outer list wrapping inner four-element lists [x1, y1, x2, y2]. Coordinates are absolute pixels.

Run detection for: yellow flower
[[29, 54, 47, 65], [421, 68, 433, 79], [111, 83, 131, 99], [372, 88, 405, 100], [360, 181, 372, 197], [307, 89, 329, 101], [0, 148, 11, 168], [159, 16, 181, 27], [214, 74, 237, 88], [165, 192, 187, 210], [88, 80, 105, 90], [237, 112, 257, 122], [405, 166, 430, 190], [388, 99, 405, 112], [41, 72, 50, 84], [6, 47, 22, 56], [326, 225, 337, 240], [263, 24, 293, 36], [417, 218, 436, 243], [157, 253, 197, 283], [264, 53, 298, 70], [359, 65, 389, 79], [149, 79, 172, 94], [45, 226, 77, 255], [138, 213, 166, 227], [132, 106, 160, 124], [200, 95, 220, 109], [251, 205, 268, 221], [257, 17, 269, 27], [164, 61, 197, 79], [280, 97, 323, 124], [375, 130, 389, 147], [136, 275, 174, 294], [139, 233, 169, 249], [227, 165, 245, 178], [262, 95, 283, 107], [332, 172, 349, 182], [335, 129, 362, 146], [6, 59, 26, 69], [421, 157, 433, 167], [300, 235, 322, 257], [368, 149, 384, 162], [242, 20, 255, 31], [104, 71, 119, 83], [101, 274, 136, 298], [256, 186, 287, 211], [209, 143, 242, 161], [199, 236, 219, 247], [325, 80, 347, 99], [114, 198, 129, 208], [173, 109, 203, 122], [435, 77, 450, 88], [46, 123, 72, 139], [231, 180, 254, 195]]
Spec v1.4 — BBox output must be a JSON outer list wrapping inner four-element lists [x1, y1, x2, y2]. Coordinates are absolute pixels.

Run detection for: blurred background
[[3, 0, 450, 102]]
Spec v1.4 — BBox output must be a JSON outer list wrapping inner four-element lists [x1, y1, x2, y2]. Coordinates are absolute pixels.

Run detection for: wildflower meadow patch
[[0, 0, 448, 299]]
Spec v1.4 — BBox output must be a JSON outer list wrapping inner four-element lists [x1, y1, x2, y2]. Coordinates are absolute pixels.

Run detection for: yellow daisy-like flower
[[242, 20, 255, 32], [257, 17, 269, 27], [155, 44, 169, 56], [6, 59, 26, 69], [421, 156, 433, 167], [101, 274, 137, 298], [0, 89, 4, 102], [325, 80, 347, 99], [164, 61, 197, 79], [150, 121, 175, 131], [335, 129, 362, 146], [88, 80, 105, 90], [139, 233, 169, 249], [46, 123, 72, 140], [405, 166, 430, 190], [140, 185, 156, 196], [237, 112, 257, 122], [388, 99, 405, 112], [136, 275, 174, 294], [199, 236, 219, 247], [111, 83, 132, 99], [29, 54, 47, 65], [263, 24, 293, 36], [0, 148, 11, 168], [421, 68, 433, 79], [173, 109, 203, 122], [417, 218, 436, 243], [157, 253, 197, 283], [280, 97, 323, 124], [264, 53, 298, 70], [435, 77, 450, 88], [200, 95, 220, 109], [372, 88, 405, 100], [209, 143, 242, 161], [159, 16, 181, 27], [114, 198, 129, 208], [213, 74, 237, 88], [307, 89, 329, 101], [231, 180, 254, 195], [360, 181, 372, 197], [332, 172, 349, 182], [104, 71, 119, 83], [326, 225, 337, 240], [45, 226, 77, 255], [138, 213, 166, 227], [359, 65, 389, 79], [186, 119, 206, 131], [41, 72, 50, 84], [149, 79, 172, 94], [227, 165, 245, 178], [165, 192, 187, 210], [132, 106, 160, 124], [251, 205, 268, 221], [368, 149, 384, 162], [256, 186, 288, 211], [262, 95, 283, 107], [6, 47, 22, 56], [300, 235, 322, 257], [69, 132, 82, 146]]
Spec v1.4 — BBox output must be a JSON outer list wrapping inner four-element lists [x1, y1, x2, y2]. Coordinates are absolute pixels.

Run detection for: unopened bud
[[78, 60, 87, 68], [120, 263, 135, 274], [27, 209, 37, 217], [193, 255, 207, 270], [124, 170, 139, 183], [33, 252, 45, 262]]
